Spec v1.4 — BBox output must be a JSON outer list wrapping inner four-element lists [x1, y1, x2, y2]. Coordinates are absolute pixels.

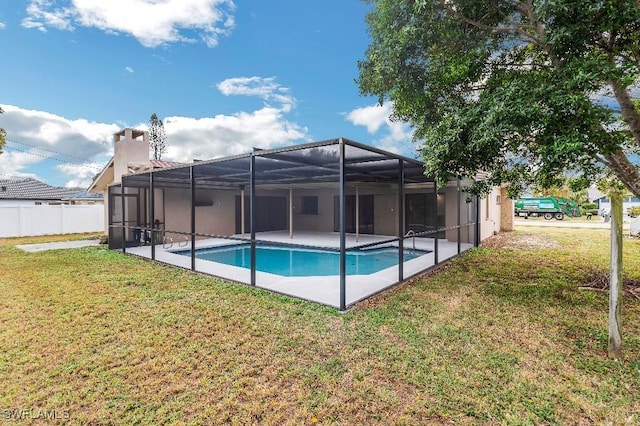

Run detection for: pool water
[[176, 244, 429, 276]]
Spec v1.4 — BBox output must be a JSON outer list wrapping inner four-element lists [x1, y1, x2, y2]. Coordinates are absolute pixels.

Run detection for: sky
[[0, 0, 415, 188]]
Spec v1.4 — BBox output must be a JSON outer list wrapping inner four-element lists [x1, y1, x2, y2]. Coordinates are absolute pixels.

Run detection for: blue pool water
[[175, 244, 429, 276]]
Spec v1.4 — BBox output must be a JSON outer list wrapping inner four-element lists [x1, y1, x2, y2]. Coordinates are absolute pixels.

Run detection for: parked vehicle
[[515, 196, 581, 220]]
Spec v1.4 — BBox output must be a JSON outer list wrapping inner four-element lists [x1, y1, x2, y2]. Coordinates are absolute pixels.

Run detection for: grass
[[0, 228, 639, 424], [0, 232, 102, 247]]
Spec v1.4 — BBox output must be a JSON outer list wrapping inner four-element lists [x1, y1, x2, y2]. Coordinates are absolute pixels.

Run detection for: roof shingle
[[0, 178, 101, 200]]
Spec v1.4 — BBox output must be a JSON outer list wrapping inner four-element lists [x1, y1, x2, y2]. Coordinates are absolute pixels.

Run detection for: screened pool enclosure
[[109, 138, 479, 310]]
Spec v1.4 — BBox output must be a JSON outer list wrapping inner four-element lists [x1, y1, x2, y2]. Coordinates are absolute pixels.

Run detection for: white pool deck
[[125, 231, 472, 308]]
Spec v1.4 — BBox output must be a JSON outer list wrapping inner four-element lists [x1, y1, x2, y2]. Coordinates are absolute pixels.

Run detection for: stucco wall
[[140, 182, 509, 243], [292, 188, 336, 233], [444, 184, 458, 241], [479, 186, 513, 240], [290, 186, 400, 236], [163, 188, 239, 237], [372, 193, 397, 236]]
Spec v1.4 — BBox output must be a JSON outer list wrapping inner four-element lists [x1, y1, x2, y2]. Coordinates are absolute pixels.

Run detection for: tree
[[148, 113, 167, 161], [358, 0, 640, 199], [358, 0, 640, 359], [597, 177, 627, 358], [0, 106, 6, 155]]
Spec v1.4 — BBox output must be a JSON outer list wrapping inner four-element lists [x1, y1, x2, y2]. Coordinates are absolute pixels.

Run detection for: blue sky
[[0, 1, 415, 188]]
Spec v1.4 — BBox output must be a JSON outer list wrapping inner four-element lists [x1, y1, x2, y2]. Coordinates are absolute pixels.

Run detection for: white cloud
[[56, 163, 104, 187], [22, 0, 74, 33], [0, 77, 309, 186], [0, 22, 6, 30], [22, 0, 236, 47], [0, 150, 42, 181], [217, 76, 297, 112], [346, 103, 393, 134], [0, 104, 119, 185], [156, 76, 306, 161], [1, 105, 119, 153], [125, 66, 134, 73], [345, 103, 414, 154], [162, 107, 308, 163]]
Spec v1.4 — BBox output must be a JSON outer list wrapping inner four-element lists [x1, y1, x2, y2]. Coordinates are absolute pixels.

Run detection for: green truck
[[515, 196, 581, 220]]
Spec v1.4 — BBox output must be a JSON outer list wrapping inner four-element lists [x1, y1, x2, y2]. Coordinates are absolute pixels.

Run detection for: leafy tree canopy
[[358, 0, 640, 198]]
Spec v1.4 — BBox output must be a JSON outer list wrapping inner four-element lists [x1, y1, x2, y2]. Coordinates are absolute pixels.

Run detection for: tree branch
[[592, 153, 612, 168], [609, 79, 640, 147], [605, 149, 640, 198], [439, 0, 539, 44]]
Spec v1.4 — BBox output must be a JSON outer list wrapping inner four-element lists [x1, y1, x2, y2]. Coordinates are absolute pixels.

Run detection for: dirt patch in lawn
[[481, 232, 562, 250], [579, 270, 640, 300]]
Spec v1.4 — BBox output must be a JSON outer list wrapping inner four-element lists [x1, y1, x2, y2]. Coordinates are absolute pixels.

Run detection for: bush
[[628, 206, 640, 218], [581, 202, 598, 210]]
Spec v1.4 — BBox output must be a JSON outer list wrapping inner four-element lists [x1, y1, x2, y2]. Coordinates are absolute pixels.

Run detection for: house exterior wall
[[447, 185, 476, 244], [371, 193, 397, 236], [66, 199, 102, 205], [147, 185, 404, 238], [163, 188, 238, 237], [0, 199, 48, 206], [444, 184, 458, 241], [291, 186, 400, 236], [110, 167, 512, 247], [597, 197, 640, 216], [0, 199, 101, 206], [292, 188, 337, 233], [479, 186, 513, 240]]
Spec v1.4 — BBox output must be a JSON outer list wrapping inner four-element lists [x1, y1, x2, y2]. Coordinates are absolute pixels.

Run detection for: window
[[195, 189, 214, 207], [301, 196, 318, 215], [485, 196, 490, 220]]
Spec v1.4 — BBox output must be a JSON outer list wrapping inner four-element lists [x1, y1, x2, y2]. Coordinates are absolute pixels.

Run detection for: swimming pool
[[175, 244, 430, 277]]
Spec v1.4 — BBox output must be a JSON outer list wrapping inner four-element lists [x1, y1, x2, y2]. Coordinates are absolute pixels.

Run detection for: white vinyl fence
[[631, 217, 640, 237], [0, 204, 105, 238]]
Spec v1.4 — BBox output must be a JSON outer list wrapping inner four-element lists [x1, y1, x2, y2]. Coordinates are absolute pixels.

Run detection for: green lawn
[[1, 228, 639, 424]]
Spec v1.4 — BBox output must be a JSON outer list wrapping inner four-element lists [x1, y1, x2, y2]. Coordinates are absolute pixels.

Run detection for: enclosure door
[[109, 192, 140, 244], [333, 195, 374, 234], [405, 192, 446, 239]]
